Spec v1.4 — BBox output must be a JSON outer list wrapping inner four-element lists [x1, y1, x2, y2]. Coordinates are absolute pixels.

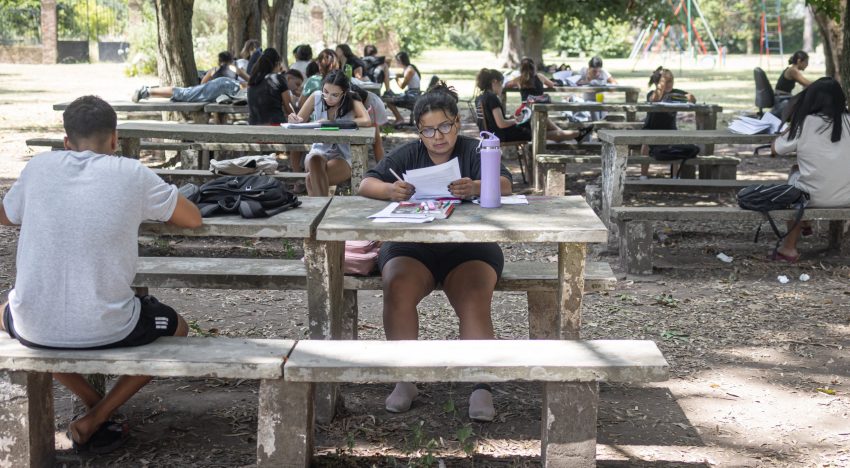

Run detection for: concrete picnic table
[[139, 196, 339, 418], [501, 85, 642, 106], [597, 129, 778, 232], [530, 102, 724, 187], [117, 122, 375, 189], [54, 100, 209, 124]]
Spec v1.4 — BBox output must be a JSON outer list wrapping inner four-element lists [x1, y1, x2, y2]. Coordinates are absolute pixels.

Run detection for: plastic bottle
[[478, 131, 502, 208]]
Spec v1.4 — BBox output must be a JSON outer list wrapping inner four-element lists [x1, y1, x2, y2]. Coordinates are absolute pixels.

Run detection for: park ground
[[0, 51, 848, 467]]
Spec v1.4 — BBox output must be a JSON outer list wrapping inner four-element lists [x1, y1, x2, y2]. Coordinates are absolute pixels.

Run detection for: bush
[[550, 16, 633, 58]]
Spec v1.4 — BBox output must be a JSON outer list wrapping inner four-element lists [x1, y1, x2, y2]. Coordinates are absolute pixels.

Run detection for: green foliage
[[57, 0, 127, 41], [807, 0, 843, 21], [0, 0, 41, 45], [550, 16, 633, 57], [350, 0, 443, 56], [124, 0, 156, 77]]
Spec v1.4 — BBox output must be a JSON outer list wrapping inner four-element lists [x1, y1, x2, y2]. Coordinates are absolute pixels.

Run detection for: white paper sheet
[[403, 159, 462, 200], [472, 195, 529, 205], [372, 217, 434, 223], [368, 202, 430, 219], [280, 122, 322, 129]]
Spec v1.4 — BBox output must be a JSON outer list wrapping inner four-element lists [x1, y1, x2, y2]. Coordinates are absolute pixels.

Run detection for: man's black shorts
[[378, 242, 504, 285], [3, 295, 179, 350]]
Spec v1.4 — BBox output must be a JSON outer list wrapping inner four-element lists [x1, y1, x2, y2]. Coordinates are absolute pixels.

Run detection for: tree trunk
[[812, 4, 844, 83], [841, 0, 850, 97], [803, 6, 815, 52], [499, 17, 523, 68], [522, 16, 545, 68], [263, 0, 294, 66], [154, 0, 197, 86], [227, 0, 261, 55]]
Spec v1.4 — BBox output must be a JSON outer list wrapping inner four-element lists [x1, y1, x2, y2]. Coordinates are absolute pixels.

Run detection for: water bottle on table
[[478, 131, 502, 208]]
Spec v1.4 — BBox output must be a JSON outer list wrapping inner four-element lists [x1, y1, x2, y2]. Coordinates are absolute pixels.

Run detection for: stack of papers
[[728, 113, 782, 134], [472, 195, 529, 205], [280, 122, 322, 129], [401, 159, 462, 200], [369, 200, 459, 223], [562, 74, 582, 86]]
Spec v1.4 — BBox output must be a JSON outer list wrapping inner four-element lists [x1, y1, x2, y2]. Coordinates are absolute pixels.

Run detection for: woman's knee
[[174, 314, 189, 337]]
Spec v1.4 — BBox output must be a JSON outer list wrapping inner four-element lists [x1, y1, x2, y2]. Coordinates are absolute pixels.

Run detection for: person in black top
[[505, 57, 556, 101], [362, 44, 391, 93], [359, 83, 511, 423], [474, 68, 590, 143], [640, 67, 698, 178], [247, 48, 289, 126], [773, 50, 812, 118], [200, 51, 249, 84], [335, 43, 366, 79]]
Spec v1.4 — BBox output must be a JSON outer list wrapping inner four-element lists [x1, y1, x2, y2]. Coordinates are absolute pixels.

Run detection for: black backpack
[[192, 175, 301, 218], [737, 184, 809, 245]]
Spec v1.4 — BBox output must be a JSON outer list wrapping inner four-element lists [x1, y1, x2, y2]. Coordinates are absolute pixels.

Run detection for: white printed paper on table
[[403, 158, 462, 200]]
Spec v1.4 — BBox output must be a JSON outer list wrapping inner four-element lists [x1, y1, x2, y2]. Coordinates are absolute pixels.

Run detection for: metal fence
[[56, 0, 129, 62]]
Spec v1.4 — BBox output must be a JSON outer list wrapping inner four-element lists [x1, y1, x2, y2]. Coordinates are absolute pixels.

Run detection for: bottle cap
[[478, 131, 500, 149]]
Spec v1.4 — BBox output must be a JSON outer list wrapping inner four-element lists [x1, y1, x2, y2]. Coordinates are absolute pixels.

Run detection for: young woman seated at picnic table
[[504, 57, 556, 100], [475, 68, 591, 143], [577, 56, 617, 86], [290, 44, 313, 77], [362, 44, 392, 93], [237, 39, 260, 75], [771, 77, 850, 262], [282, 69, 304, 116], [773, 50, 812, 118], [247, 48, 289, 126], [358, 83, 512, 422], [299, 48, 339, 109], [639, 67, 698, 179], [335, 43, 366, 79], [384, 51, 422, 127], [201, 51, 250, 84], [287, 70, 371, 196]]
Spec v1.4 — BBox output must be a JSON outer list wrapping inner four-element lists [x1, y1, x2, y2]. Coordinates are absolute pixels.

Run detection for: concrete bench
[[0, 337, 667, 467], [540, 154, 741, 195], [611, 206, 850, 274], [556, 121, 645, 131], [153, 169, 307, 186], [0, 335, 296, 466], [282, 339, 669, 467], [133, 257, 616, 340], [623, 178, 765, 193], [26, 138, 197, 154]]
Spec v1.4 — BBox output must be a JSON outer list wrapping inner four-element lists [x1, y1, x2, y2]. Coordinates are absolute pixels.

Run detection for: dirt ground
[[0, 63, 848, 467]]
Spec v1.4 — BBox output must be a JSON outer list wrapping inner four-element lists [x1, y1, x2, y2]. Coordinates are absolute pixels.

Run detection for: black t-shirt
[[364, 135, 512, 184], [476, 91, 503, 134], [212, 65, 238, 80], [643, 88, 688, 130], [247, 73, 289, 125], [520, 75, 544, 101]]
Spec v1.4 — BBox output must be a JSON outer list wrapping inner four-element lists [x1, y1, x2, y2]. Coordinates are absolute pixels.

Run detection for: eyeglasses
[[418, 120, 455, 138], [322, 91, 343, 99]]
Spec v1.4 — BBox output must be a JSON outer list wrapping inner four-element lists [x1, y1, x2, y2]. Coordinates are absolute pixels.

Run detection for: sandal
[[69, 420, 128, 454], [768, 249, 799, 264], [575, 125, 594, 142]]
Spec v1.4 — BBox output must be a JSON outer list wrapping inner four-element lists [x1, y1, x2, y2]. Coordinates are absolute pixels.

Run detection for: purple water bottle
[[478, 131, 502, 208]]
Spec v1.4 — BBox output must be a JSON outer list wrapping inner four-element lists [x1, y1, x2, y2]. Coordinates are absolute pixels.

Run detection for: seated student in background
[[0, 96, 201, 453], [773, 50, 812, 118], [771, 77, 850, 262], [639, 67, 697, 179], [282, 69, 304, 116], [505, 57, 556, 100], [577, 56, 617, 86], [247, 48, 289, 126], [132, 75, 242, 104], [201, 51, 250, 84], [362, 44, 391, 94], [237, 39, 260, 74], [352, 85, 389, 162], [299, 48, 338, 108], [290, 44, 313, 77], [384, 51, 422, 126], [475, 68, 591, 143], [358, 83, 511, 422], [288, 70, 371, 196], [335, 43, 366, 79]]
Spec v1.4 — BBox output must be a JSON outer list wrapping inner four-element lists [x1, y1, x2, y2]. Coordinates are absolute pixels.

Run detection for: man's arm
[[0, 204, 14, 226], [167, 195, 202, 229]]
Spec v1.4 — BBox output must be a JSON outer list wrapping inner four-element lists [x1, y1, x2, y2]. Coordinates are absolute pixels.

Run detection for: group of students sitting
[[2, 83, 515, 452]]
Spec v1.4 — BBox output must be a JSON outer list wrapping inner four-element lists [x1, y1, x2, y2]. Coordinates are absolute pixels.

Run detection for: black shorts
[[378, 242, 504, 285], [495, 123, 531, 143], [3, 295, 180, 350]]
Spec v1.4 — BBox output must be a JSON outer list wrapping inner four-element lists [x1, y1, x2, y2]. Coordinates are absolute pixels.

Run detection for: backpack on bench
[[737, 184, 809, 247], [193, 175, 301, 218]]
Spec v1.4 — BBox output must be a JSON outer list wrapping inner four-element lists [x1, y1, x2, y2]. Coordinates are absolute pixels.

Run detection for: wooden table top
[[316, 196, 608, 243]]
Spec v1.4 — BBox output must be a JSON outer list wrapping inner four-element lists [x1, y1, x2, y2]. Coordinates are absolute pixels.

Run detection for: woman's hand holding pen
[[287, 113, 303, 123], [388, 168, 415, 201]]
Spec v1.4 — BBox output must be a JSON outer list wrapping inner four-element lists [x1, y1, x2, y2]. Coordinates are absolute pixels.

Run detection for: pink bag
[[344, 241, 381, 275]]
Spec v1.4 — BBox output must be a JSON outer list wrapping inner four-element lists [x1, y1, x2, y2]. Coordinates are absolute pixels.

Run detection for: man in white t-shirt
[[0, 95, 202, 453]]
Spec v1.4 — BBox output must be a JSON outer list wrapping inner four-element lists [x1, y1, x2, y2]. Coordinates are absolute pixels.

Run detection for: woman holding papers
[[773, 51, 812, 118], [359, 83, 512, 422], [287, 70, 371, 196], [771, 78, 850, 262]]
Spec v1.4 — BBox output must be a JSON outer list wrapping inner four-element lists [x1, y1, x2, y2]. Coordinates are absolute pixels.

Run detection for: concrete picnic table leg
[[696, 109, 718, 155], [601, 142, 629, 236], [303, 238, 345, 424], [350, 144, 368, 195], [527, 242, 586, 340], [625, 90, 639, 103], [190, 111, 208, 124], [0, 371, 54, 467], [119, 137, 141, 159], [625, 104, 637, 123], [256, 379, 314, 466], [532, 107, 548, 191], [541, 381, 599, 467]]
